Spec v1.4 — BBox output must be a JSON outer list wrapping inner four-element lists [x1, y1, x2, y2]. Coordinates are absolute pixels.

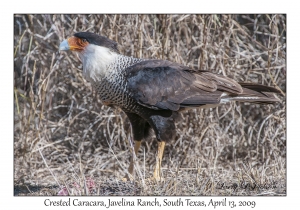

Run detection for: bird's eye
[[82, 38, 87, 43]]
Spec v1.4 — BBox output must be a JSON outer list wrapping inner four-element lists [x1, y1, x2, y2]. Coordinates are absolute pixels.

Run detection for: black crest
[[74, 32, 120, 53]]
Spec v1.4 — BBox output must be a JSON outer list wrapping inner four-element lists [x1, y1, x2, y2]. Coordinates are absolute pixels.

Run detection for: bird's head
[[59, 32, 120, 54], [59, 32, 120, 82]]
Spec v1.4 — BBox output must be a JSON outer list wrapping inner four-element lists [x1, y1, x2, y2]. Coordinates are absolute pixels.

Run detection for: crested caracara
[[59, 32, 281, 181]]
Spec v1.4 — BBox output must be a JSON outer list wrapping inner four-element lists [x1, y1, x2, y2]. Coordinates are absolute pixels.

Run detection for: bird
[[59, 31, 281, 181]]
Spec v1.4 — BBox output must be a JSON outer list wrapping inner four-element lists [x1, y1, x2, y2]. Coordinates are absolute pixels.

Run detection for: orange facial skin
[[67, 36, 89, 51]]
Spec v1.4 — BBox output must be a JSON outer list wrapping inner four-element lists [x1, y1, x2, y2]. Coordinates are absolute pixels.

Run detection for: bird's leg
[[122, 112, 146, 181], [123, 140, 141, 181], [128, 140, 141, 176], [153, 141, 166, 181]]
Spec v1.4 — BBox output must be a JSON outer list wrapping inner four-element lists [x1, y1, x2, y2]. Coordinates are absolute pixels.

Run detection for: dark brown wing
[[126, 60, 243, 111]]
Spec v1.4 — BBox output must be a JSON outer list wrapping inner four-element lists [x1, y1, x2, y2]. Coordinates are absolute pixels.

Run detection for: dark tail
[[221, 83, 282, 104]]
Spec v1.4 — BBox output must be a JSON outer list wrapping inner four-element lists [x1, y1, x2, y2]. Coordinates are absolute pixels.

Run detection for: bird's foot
[[122, 175, 164, 183], [121, 177, 129, 182], [121, 174, 133, 182], [145, 172, 165, 183]]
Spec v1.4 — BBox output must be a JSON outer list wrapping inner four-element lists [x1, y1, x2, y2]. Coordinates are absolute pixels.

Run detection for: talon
[[122, 173, 134, 182]]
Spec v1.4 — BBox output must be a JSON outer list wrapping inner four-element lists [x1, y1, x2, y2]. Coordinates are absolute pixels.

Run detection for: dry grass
[[14, 14, 286, 196]]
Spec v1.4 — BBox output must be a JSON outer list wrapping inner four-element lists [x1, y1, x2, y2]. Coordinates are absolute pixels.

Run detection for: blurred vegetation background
[[14, 14, 286, 195]]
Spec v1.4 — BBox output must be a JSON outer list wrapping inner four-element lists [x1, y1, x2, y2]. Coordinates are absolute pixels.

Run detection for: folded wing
[[126, 60, 245, 111]]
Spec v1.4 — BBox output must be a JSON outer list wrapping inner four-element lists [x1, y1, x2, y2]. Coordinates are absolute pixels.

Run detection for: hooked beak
[[59, 40, 70, 51]]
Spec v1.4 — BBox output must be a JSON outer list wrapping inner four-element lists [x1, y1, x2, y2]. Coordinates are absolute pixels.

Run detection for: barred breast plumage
[[92, 55, 145, 111]]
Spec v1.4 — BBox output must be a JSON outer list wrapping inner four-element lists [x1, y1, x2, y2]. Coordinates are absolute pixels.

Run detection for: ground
[[14, 14, 286, 196]]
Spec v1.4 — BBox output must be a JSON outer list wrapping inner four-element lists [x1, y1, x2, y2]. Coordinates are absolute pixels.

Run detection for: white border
[[4, 0, 296, 209]]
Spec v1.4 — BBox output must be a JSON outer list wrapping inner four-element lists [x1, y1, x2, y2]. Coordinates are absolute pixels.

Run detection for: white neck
[[77, 44, 118, 82]]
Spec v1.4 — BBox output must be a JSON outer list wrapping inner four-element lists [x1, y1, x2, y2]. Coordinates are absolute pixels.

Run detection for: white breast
[[78, 44, 118, 82]]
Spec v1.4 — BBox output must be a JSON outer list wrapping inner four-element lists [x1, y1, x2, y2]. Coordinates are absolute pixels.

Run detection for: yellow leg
[[123, 141, 141, 181], [153, 141, 166, 181]]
